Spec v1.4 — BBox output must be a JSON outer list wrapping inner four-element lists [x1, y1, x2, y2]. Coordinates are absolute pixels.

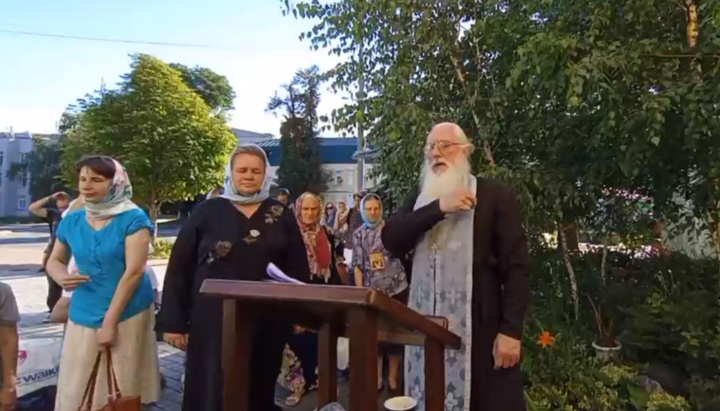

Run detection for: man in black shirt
[[28, 192, 70, 313]]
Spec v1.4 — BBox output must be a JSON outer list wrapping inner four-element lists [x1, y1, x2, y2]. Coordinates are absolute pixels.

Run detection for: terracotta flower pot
[[592, 340, 622, 362]]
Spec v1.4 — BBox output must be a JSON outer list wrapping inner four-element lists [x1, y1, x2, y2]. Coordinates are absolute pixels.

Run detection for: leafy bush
[[686, 377, 720, 411], [523, 329, 625, 410], [646, 392, 692, 411], [525, 249, 720, 410], [151, 238, 174, 259]]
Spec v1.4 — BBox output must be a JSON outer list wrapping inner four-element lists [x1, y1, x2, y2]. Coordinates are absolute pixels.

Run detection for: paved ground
[[0, 223, 395, 411]]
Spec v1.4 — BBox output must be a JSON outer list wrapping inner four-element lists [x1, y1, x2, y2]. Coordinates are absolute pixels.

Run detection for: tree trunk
[[558, 221, 580, 319], [149, 190, 159, 241], [558, 220, 580, 251], [685, 0, 698, 49], [600, 233, 609, 285], [710, 210, 720, 292], [683, 0, 702, 77]]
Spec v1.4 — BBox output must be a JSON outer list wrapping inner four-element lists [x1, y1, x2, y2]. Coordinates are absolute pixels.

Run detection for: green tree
[[61, 53, 237, 223], [170, 63, 236, 114], [8, 136, 67, 200], [267, 66, 327, 197], [282, 0, 720, 296]]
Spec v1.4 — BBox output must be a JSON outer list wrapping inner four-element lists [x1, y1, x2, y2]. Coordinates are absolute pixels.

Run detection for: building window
[[0, 172, 2, 187], [347, 170, 355, 188], [19, 152, 29, 164], [17, 197, 27, 210], [335, 170, 344, 186], [324, 170, 336, 184], [365, 171, 374, 187], [0, 151, 4, 167], [20, 172, 28, 188]]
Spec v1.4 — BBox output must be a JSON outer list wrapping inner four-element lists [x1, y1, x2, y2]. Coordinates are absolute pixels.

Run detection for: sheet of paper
[[266, 262, 305, 284]]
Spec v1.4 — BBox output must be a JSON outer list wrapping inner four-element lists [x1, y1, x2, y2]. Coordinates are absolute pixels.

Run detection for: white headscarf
[[220, 144, 273, 204], [82, 157, 138, 219], [61, 200, 76, 219]]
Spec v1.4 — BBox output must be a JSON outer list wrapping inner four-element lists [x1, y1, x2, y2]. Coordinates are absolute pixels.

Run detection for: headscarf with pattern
[[82, 157, 138, 219], [295, 192, 332, 282], [360, 193, 384, 228]]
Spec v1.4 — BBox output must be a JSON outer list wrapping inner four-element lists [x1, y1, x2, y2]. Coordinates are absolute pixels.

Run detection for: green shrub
[[523, 327, 626, 410], [151, 238, 174, 259], [525, 249, 719, 410], [646, 392, 692, 411], [686, 376, 720, 411]]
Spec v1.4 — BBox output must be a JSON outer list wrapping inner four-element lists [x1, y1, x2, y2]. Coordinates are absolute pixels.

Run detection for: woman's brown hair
[[74, 155, 116, 179]]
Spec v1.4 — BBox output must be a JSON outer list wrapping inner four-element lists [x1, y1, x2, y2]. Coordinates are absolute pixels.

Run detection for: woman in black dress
[[278, 192, 344, 406], [160, 144, 310, 411]]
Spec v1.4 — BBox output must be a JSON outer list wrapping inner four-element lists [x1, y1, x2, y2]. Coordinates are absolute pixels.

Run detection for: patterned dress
[[352, 224, 408, 297], [277, 226, 343, 396], [353, 223, 409, 356]]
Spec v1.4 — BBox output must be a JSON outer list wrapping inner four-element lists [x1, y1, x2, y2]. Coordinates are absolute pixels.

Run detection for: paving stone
[[2, 242, 400, 411]]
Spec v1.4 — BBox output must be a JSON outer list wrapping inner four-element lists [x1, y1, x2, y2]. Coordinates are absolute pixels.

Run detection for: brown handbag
[[77, 348, 141, 411]]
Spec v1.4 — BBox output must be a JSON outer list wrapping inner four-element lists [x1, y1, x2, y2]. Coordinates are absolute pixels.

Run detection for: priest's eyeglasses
[[424, 141, 469, 156]]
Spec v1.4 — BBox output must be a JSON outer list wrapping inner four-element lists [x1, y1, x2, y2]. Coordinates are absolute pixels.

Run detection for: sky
[[0, 0, 346, 136]]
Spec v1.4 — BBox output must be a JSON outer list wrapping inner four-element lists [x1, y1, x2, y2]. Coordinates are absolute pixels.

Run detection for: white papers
[[267, 262, 305, 284]]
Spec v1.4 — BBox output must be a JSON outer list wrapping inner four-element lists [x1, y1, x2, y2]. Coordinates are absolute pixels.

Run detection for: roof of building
[[0, 131, 32, 140], [258, 137, 370, 166], [232, 128, 274, 144]]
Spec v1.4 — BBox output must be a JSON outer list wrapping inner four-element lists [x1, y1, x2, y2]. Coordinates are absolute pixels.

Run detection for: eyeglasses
[[423, 141, 467, 155]]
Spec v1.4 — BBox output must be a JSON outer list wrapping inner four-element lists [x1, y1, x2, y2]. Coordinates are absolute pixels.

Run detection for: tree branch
[[449, 37, 496, 166], [642, 53, 720, 59]]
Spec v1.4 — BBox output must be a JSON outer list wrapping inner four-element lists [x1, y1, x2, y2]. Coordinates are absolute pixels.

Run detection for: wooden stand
[[201, 280, 461, 411]]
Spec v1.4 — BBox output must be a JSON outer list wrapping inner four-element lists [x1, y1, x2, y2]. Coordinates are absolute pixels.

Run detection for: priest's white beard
[[419, 157, 472, 245], [419, 157, 471, 200]]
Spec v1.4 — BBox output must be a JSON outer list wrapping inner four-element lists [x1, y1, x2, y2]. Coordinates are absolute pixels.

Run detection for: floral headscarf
[[83, 158, 138, 219], [360, 193, 383, 228], [221, 144, 273, 204], [295, 192, 332, 282]]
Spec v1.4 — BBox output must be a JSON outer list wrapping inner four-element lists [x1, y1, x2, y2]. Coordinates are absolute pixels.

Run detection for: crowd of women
[[44, 143, 409, 411]]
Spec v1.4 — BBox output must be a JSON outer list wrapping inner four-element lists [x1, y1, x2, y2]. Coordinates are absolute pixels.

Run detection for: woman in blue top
[[47, 155, 160, 411]]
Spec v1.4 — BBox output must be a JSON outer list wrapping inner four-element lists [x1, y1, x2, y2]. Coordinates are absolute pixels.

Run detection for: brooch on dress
[[242, 229, 261, 244], [206, 240, 233, 265], [264, 205, 284, 225]]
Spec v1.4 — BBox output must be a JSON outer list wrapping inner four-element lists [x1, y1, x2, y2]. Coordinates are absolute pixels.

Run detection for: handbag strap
[[77, 352, 103, 411], [104, 347, 122, 401]]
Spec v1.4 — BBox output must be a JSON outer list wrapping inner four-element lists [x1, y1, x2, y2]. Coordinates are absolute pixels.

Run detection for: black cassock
[[381, 178, 530, 411], [159, 197, 310, 411]]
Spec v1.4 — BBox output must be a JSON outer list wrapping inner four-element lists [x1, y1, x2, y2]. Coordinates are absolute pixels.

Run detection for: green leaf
[[626, 380, 650, 410]]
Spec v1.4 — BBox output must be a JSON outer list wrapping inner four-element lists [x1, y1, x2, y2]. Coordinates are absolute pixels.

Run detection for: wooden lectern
[[201, 280, 462, 411]]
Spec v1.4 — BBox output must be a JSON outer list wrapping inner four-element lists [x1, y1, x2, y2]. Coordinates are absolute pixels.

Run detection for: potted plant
[[587, 294, 622, 361]]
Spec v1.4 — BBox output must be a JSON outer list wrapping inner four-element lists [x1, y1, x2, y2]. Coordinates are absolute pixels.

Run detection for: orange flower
[[537, 331, 555, 348]]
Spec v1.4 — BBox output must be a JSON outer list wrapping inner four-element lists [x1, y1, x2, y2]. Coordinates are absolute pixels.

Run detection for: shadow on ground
[[20, 322, 397, 411], [0, 264, 45, 280]]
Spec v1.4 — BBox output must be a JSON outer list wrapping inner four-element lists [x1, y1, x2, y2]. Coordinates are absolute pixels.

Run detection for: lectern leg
[[348, 309, 378, 411], [424, 338, 445, 411], [318, 322, 339, 408], [222, 299, 255, 411]]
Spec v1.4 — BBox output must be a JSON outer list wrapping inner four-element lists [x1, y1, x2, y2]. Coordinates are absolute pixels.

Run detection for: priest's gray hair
[[429, 122, 468, 141], [427, 122, 475, 156]]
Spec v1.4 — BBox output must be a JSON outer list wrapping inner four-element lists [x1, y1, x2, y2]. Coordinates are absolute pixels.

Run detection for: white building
[[0, 131, 34, 217]]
